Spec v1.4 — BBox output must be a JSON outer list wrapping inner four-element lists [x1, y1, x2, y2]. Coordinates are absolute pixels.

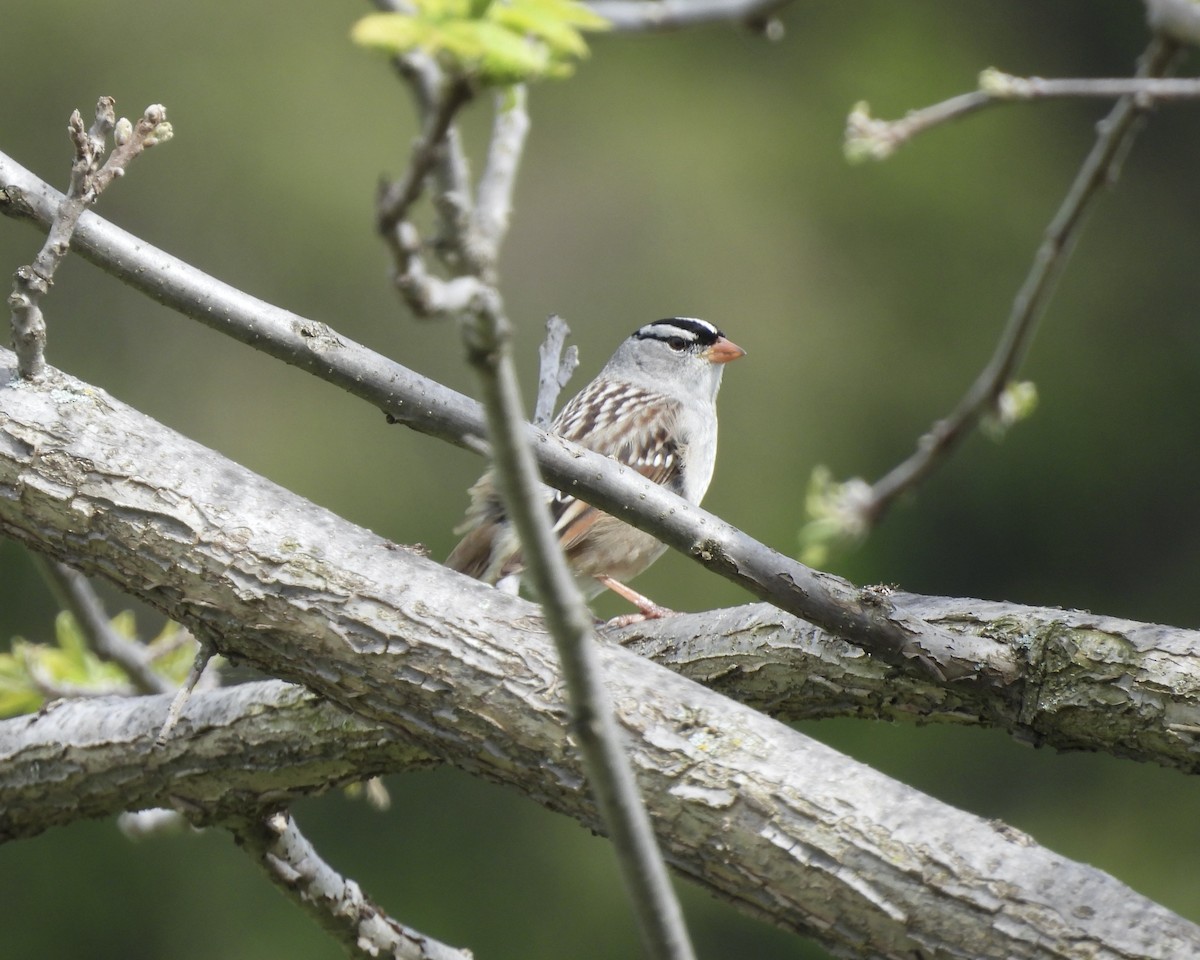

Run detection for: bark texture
[[1, 350, 1197, 959]]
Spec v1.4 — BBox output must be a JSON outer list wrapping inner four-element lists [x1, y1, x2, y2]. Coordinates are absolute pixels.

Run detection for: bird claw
[[595, 575, 675, 626], [605, 606, 675, 628]]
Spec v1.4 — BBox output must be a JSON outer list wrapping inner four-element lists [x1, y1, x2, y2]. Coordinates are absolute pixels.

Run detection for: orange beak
[[706, 336, 746, 364]]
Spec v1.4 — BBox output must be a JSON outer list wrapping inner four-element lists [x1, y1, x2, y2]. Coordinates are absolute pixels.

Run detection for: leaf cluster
[[0, 612, 195, 716], [352, 0, 609, 86]]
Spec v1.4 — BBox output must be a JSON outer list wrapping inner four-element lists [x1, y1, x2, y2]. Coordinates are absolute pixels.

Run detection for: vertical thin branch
[[157, 639, 216, 744], [377, 78, 474, 243], [367, 30, 695, 949], [461, 298, 697, 960]]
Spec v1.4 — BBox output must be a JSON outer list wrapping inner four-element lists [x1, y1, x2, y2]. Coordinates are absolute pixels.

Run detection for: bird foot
[[595, 575, 676, 626]]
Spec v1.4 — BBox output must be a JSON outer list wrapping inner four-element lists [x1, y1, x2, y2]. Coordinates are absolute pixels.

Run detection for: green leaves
[[352, 0, 609, 86], [0, 612, 196, 717]]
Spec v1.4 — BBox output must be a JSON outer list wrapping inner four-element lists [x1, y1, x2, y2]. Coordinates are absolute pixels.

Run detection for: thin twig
[[845, 92, 992, 162], [156, 639, 216, 744], [386, 48, 696, 951], [844, 63, 1200, 161], [384, 40, 477, 250], [470, 85, 531, 273], [856, 36, 1181, 528], [371, 43, 697, 953], [980, 70, 1200, 101], [586, 0, 792, 32], [229, 810, 471, 960], [7, 99, 170, 379], [461, 296, 697, 960], [534, 314, 578, 428], [377, 73, 480, 316], [34, 556, 172, 695], [377, 79, 474, 245]]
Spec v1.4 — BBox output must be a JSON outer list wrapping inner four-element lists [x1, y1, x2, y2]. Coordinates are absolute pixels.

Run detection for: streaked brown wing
[[549, 382, 682, 550]]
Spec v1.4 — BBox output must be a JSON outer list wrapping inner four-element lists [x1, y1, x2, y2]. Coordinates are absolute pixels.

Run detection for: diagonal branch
[[0, 148, 1012, 684], [1, 358, 1196, 957], [34, 557, 173, 696]]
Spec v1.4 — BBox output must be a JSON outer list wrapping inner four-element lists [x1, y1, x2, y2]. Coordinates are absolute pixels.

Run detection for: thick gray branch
[[0, 351, 1195, 959], [0, 680, 437, 840], [8, 594, 1200, 836], [615, 598, 1200, 774]]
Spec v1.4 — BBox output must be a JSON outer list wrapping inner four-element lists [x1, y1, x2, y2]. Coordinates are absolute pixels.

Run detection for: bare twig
[[378, 80, 474, 240], [534, 314, 578, 428], [381, 84, 528, 305], [845, 92, 992, 162], [229, 811, 470, 960], [848, 37, 1182, 530], [389, 56, 695, 954], [2, 404, 1197, 955], [586, 0, 792, 33], [377, 73, 482, 317], [372, 44, 696, 953], [979, 69, 1200, 101], [381, 36, 476, 251], [7, 99, 171, 379], [34, 556, 172, 695], [844, 62, 1200, 161], [471, 85, 531, 270]]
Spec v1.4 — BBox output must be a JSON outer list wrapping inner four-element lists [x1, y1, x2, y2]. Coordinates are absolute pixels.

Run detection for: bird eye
[[665, 337, 687, 351]]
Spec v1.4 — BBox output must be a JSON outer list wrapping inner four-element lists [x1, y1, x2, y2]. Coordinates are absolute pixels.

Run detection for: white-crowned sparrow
[[446, 317, 745, 613]]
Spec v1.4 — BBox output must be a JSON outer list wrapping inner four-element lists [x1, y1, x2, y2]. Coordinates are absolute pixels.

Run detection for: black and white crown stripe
[[632, 317, 725, 350]]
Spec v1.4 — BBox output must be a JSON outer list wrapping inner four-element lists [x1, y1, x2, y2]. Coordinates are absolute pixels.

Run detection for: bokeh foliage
[[3, 2, 1200, 958]]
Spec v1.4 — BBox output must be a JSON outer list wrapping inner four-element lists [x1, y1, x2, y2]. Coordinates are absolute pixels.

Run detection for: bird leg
[[595, 574, 676, 626]]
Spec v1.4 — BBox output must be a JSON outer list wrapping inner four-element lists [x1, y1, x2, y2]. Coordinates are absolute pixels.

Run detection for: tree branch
[[0, 149, 1016, 687], [461, 294, 696, 960], [0, 680, 438, 841], [1, 351, 1197, 957], [471, 85, 530, 268], [402, 64, 693, 954], [7, 593, 1200, 836], [229, 810, 470, 960], [838, 37, 1182, 536], [585, 0, 792, 33]]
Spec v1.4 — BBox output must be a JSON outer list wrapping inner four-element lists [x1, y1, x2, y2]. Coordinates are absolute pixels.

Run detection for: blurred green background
[[4, 1, 1200, 957]]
